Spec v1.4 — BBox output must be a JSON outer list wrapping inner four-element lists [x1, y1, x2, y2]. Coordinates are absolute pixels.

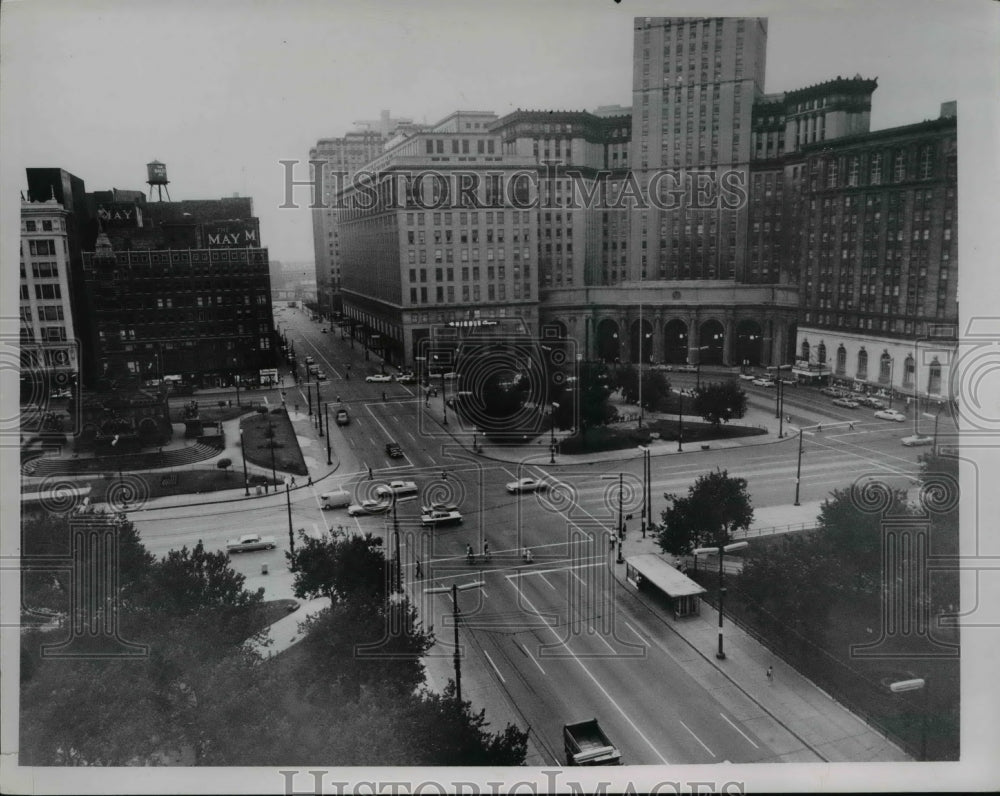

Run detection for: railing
[[732, 523, 818, 539]]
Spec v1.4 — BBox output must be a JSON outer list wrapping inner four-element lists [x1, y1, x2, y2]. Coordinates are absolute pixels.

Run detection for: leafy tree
[[554, 360, 615, 436], [693, 380, 748, 426], [658, 469, 754, 556], [144, 541, 264, 617], [287, 531, 389, 606], [216, 457, 232, 477]]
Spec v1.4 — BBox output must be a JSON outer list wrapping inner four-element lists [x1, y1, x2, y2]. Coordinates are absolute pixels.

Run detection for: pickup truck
[[563, 719, 622, 766], [226, 533, 277, 553]]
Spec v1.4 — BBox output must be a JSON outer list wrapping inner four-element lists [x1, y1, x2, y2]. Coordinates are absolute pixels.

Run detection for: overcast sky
[[2, 0, 997, 264]]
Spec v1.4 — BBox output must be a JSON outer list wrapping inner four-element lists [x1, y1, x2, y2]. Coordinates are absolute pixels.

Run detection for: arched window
[[857, 348, 868, 380], [879, 352, 892, 383], [928, 357, 942, 394], [903, 355, 915, 387], [817, 342, 827, 364], [800, 340, 810, 361], [836, 345, 847, 375]]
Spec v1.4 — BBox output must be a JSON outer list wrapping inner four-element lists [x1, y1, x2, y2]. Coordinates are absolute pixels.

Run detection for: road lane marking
[[406, 430, 415, 441], [679, 720, 715, 757], [624, 621, 646, 643], [595, 631, 616, 654], [513, 586, 670, 764], [570, 569, 587, 587], [518, 641, 547, 675], [482, 650, 506, 683], [538, 573, 557, 590], [720, 713, 759, 749]]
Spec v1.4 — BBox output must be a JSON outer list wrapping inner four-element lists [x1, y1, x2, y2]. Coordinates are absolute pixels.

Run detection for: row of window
[[408, 265, 531, 283], [408, 282, 532, 305], [424, 138, 497, 155], [23, 219, 61, 232], [407, 247, 532, 264]]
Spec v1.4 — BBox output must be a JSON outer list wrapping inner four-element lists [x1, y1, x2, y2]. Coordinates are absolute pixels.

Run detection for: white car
[[347, 499, 390, 516], [420, 502, 461, 514], [226, 534, 277, 553], [738, 374, 756, 381], [366, 374, 393, 383], [442, 372, 460, 380], [874, 409, 906, 422], [752, 378, 774, 387], [420, 509, 463, 527], [375, 480, 418, 498], [901, 434, 934, 447], [506, 477, 548, 494]]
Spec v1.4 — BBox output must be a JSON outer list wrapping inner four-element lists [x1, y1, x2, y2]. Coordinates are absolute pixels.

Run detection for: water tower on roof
[[146, 160, 172, 202]]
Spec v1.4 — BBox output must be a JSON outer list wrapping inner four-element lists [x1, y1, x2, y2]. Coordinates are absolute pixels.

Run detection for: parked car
[[347, 499, 391, 517], [396, 372, 416, 384], [676, 365, 697, 373], [385, 441, 403, 458], [874, 408, 906, 422], [305, 356, 314, 365], [506, 477, 548, 494], [901, 434, 934, 447], [752, 378, 774, 387], [375, 479, 418, 498], [226, 533, 277, 553], [366, 374, 393, 383], [651, 364, 674, 372], [738, 373, 756, 381], [420, 509, 463, 527], [820, 387, 841, 397], [832, 397, 860, 409], [335, 408, 350, 426], [857, 396, 886, 409]]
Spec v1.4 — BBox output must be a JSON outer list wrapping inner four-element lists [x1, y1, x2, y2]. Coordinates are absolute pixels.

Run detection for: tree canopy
[[693, 380, 748, 426], [287, 530, 389, 605], [657, 469, 754, 556]]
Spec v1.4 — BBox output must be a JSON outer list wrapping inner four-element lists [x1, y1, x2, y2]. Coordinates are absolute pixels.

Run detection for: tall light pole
[[549, 402, 560, 464], [240, 427, 249, 496], [441, 372, 448, 425], [693, 540, 748, 660], [235, 374, 241, 407], [285, 481, 295, 554], [307, 382, 313, 416], [793, 422, 825, 506], [677, 390, 684, 452], [111, 434, 126, 509], [924, 409, 942, 455], [638, 445, 651, 538], [268, 417, 277, 490], [617, 472, 624, 564], [324, 403, 332, 465], [889, 678, 929, 761], [315, 380, 323, 436], [425, 580, 485, 705]]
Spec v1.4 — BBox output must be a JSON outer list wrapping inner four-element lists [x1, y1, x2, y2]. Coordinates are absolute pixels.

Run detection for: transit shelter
[[625, 553, 706, 619]]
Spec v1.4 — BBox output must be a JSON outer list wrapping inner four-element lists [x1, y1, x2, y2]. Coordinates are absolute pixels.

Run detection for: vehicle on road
[[442, 372, 460, 380], [832, 397, 860, 409], [321, 328, 328, 333], [676, 365, 697, 373], [335, 408, 350, 426], [320, 489, 352, 509], [738, 373, 756, 381], [651, 364, 673, 372], [752, 378, 774, 387], [366, 374, 393, 383], [385, 441, 403, 458], [308, 364, 320, 376], [874, 408, 906, 422], [901, 434, 934, 447], [857, 396, 886, 409], [506, 477, 548, 494], [316, 371, 327, 381], [305, 356, 314, 365], [347, 499, 390, 516], [226, 533, 277, 553], [396, 372, 416, 384], [420, 501, 461, 514], [820, 387, 842, 397], [563, 719, 622, 766], [420, 509, 463, 527], [51, 389, 73, 399], [375, 479, 418, 498]]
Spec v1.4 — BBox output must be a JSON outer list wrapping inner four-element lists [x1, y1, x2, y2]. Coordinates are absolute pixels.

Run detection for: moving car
[[316, 371, 327, 381], [320, 489, 352, 509], [305, 356, 314, 365], [335, 408, 350, 426], [375, 479, 418, 498], [226, 533, 277, 553], [396, 372, 416, 384], [901, 434, 934, 447], [874, 408, 906, 422], [420, 509, 463, 527], [366, 374, 393, 383], [347, 499, 390, 517], [820, 387, 841, 397], [385, 441, 403, 458], [752, 378, 774, 387], [506, 477, 548, 494], [676, 365, 697, 373], [738, 373, 756, 381], [420, 501, 461, 514], [832, 397, 860, 409]]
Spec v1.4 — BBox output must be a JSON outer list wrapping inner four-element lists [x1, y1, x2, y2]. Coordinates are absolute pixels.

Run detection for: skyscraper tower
[[630, 17, 768, 282]]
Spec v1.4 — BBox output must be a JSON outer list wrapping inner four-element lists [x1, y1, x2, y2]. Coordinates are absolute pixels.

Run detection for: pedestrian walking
[[290, 476, 297, 487], [483, 540, 491, 560], [766, 665, 774, 684], [382, 391, 387, 402], [849, 422, 855, 430], [368, 466, 373, 480], [415, 559, 424, 579], [307, 475, 312, 486]]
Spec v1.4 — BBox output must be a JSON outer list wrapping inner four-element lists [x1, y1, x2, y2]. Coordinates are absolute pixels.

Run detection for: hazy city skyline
[[2, 0, 994, 263]]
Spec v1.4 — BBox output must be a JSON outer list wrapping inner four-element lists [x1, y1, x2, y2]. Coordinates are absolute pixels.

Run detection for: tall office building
[[310, 111, 415, 315]]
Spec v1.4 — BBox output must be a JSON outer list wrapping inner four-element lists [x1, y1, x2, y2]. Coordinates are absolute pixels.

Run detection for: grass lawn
[[79, 467, 281, 504], [558, 417, 766, 455], [240, 410, 308, 477]]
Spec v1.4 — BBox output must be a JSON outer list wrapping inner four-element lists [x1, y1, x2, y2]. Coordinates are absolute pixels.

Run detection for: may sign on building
[[203, 220, 260, 248]]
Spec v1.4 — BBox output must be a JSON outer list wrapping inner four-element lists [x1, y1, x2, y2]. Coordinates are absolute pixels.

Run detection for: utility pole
[[240, 427, 249, 496], [425, 581, 485, 705], [286, 482, 295, 554], [324, 403, 332, 465]]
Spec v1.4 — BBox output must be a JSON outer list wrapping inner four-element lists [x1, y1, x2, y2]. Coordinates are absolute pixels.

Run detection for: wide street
[[129, 302, 943, 765]]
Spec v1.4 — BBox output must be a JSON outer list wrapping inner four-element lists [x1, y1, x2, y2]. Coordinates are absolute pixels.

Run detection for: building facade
[[80, 197, 277, 389], [19, 199, 80, 393]]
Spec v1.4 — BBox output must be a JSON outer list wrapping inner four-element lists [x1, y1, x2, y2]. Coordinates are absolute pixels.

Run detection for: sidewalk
[[611, 527, 911, 762]]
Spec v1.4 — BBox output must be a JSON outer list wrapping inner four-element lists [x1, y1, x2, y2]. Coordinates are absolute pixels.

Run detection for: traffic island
[[557, 419, 765, 455], [239, 407, 309, 477]]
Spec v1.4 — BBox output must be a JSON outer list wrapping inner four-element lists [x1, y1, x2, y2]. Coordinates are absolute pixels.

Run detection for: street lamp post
[[324, 403, 332, 465], [315, 380, 323, 436], [888, 358, 895, 409], [923, 410, 942, 455], [268, 417, 277, 491], [638, 445, 651, 538], [794, 426, 804, 506], [617, 472, 624, 564], [441, 372, 448, 425], [240, 427, 249, 496], [549, 402, 560, 464], [285, 481, 295, 554], [111, 434, 127, 509], [307, 383, 313, 416], [889, 678, 929, 761], [235, 374, 241, 407], [693, 540, 749, 660], [677, 391, 684, 452], [425, 581, 485, 705]]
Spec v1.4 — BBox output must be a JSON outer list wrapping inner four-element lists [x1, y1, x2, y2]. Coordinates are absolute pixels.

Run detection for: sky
[[1, 0, 997, 265]]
